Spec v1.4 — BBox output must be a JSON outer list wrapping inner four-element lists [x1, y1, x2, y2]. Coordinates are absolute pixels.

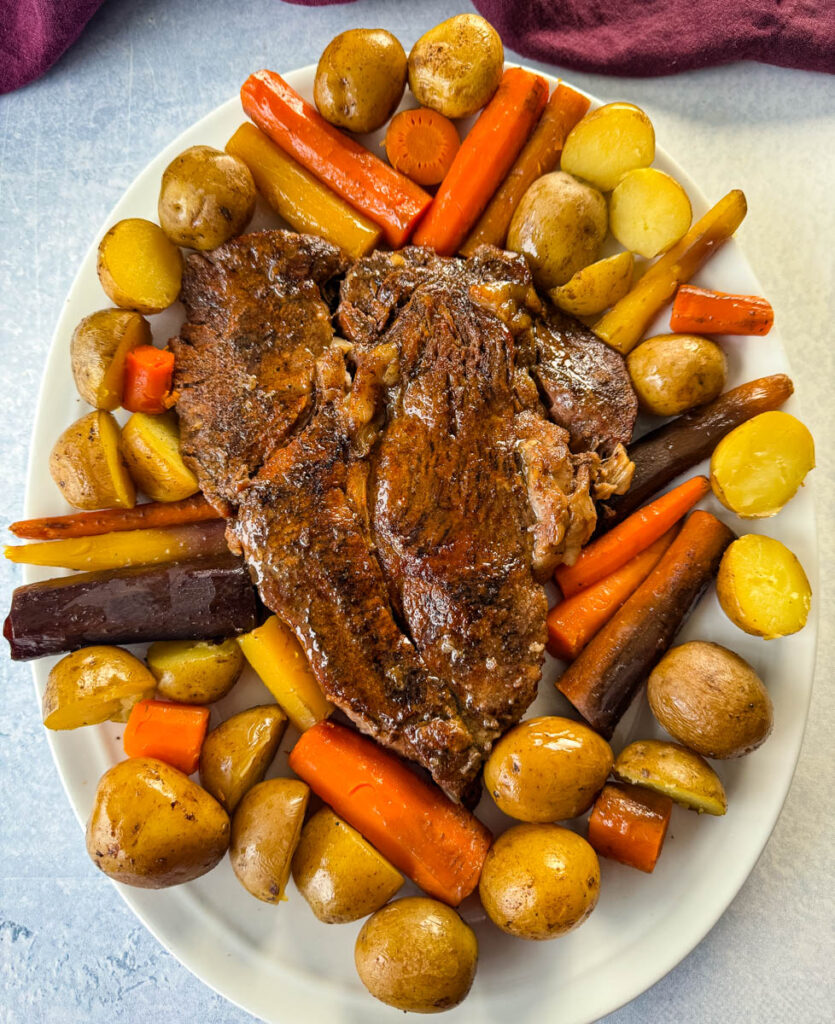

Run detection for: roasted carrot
[[547, 526, 679, 661], [460, 81, 590, 256], [588, 782, 673, 873], [289, 720, 492, 906], [121, 346, 174, 414], [670, 284, 774, 336], [412, 67, 549, 256], [384, 107, 461, 187], [123, 699, 210, 775], [240, 70, 431, 247], [555, 476, 710, 598], [557, 510, 735, 738], [9, 495, 221, 541], [597, 374, 794, 532]]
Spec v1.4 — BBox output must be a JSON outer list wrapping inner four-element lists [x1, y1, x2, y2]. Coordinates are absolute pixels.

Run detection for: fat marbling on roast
[[171, 230, 636, 800]]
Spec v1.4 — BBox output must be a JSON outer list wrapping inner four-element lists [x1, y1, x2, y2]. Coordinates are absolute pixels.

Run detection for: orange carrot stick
[[460, 81, 589, 256], [288, 720, 492, 906], [384, 107, 461, 187], [547, 526, 679, 661], [412, 67, 549, 256], [122, 699, 210, 776], [555, 475, 710, 599], [240, 70, 431, 247], [588, 782, 672, 873], [122, 346, 175, 414], [670, 284, 774, 336], [9, 495, 222, 541]]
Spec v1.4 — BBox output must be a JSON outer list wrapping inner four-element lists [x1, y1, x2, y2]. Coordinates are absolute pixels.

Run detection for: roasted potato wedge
[[561, 102, 655, 192], [70, 309, 151, 410], [43, 646, 156, 729], [147, 638, 244, 704], [627, 333, 727, 416], [97, 218, 183, 314], [609, 168, 692, 258], [315, 29, 407, 133], [710, 411, 815, 518], [120, 411, 199, 502], [549, 251, 633, 317], [717, 534, 811, 639], [613, 739, 727, 815], [199, 704, 287, 814], [49, 410, 135, 510]]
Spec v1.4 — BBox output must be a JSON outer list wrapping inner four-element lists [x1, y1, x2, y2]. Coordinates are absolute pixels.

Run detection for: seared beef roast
[[173, 231, 636, 799]]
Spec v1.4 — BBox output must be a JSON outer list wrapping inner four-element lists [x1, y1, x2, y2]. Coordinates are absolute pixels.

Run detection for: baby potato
[[43, 646, 156, 729], [710, 411, 815, 518], [50, 410, 136, 510], [97, 218, 183, 314], [355, 897, 477, 1012], [627, 333, 727, 416], [315, 29, 407, 134], [479, 824, 600, 941], [199, 705, 287, 814], [717, 534, 811, 639], [609, 168, 692, 258], [561, 102, 655, 192], [230, 778, 309, 902], [147, 638, 244, 704], [158, 145, 256, 250], [648, 641, 773, 758], [408, 14, 503, 119], [70, 309, 151, 410], [86, 757, 230, 888], [485, 716, 613, 823], [613, 739, 727, 815], [508, 171, 607, 290], [120, 410, 199, 502], [549, 250, 634, 317], [292, 807, 404, 923]]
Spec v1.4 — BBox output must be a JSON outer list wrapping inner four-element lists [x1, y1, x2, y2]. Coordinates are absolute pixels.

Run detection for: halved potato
[[613, 739, 727, 815], [147, 638, 244, 704], [70, 309, 151, 410], [121, 411, 199, 502], [717, 534, 811, 639], [43, 646, 156, 729], [199, 705, 287, 814], [97, 218, 183, 314], [49, 410, 136, 509], [549, 251, 634, 317], [710, 411, 815, 518], [609, 168, 692, 258], [560, 103, 655, 192]]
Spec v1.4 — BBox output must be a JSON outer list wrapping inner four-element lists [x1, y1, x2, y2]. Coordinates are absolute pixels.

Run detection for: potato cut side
[[97, 218, 183, 314], [710, 411, 815, 518], [71, 309, 151, 410], [613, 739, 727, 815], [549, 250, 634, 316], [121, 410, 199, 502], [43, 646, 156, 729], [609, 168, 692, 258], [49, 410, 136, 510], [560, 102, 655, 192]]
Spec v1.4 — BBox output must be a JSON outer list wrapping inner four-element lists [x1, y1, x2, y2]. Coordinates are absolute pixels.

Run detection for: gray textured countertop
[[1, 1, 833, 1021]]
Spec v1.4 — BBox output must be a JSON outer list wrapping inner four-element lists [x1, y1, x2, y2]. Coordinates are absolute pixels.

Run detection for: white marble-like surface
[[1, 1, 833, 1021]]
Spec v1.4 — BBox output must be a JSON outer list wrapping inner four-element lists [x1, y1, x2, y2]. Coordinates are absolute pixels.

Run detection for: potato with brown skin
[[627, 333, 727, 417], [479, 824, 600, 940], [50, 410, 135, 509], [120, 411, 199, 502], [507, 172, 607, 290], [199, 705, 287, 814], [292, 807, 404, 923], [408, 14, 503, 119], [648, 641, 773, 758], [613, 739, 727, 815], [355, 897, 477, 1012], [71, 309, 151, 410], [549, 251, 633, 317], [158, 146, 256, 250], [97, 218, 182, 314], [314, 29, 407, 134], [230, 778, 309, 902], [484, 716, 613, 823], [147, 638, 244, 704], [86, 757, 230, 888], [43, 646, 156, 729]]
